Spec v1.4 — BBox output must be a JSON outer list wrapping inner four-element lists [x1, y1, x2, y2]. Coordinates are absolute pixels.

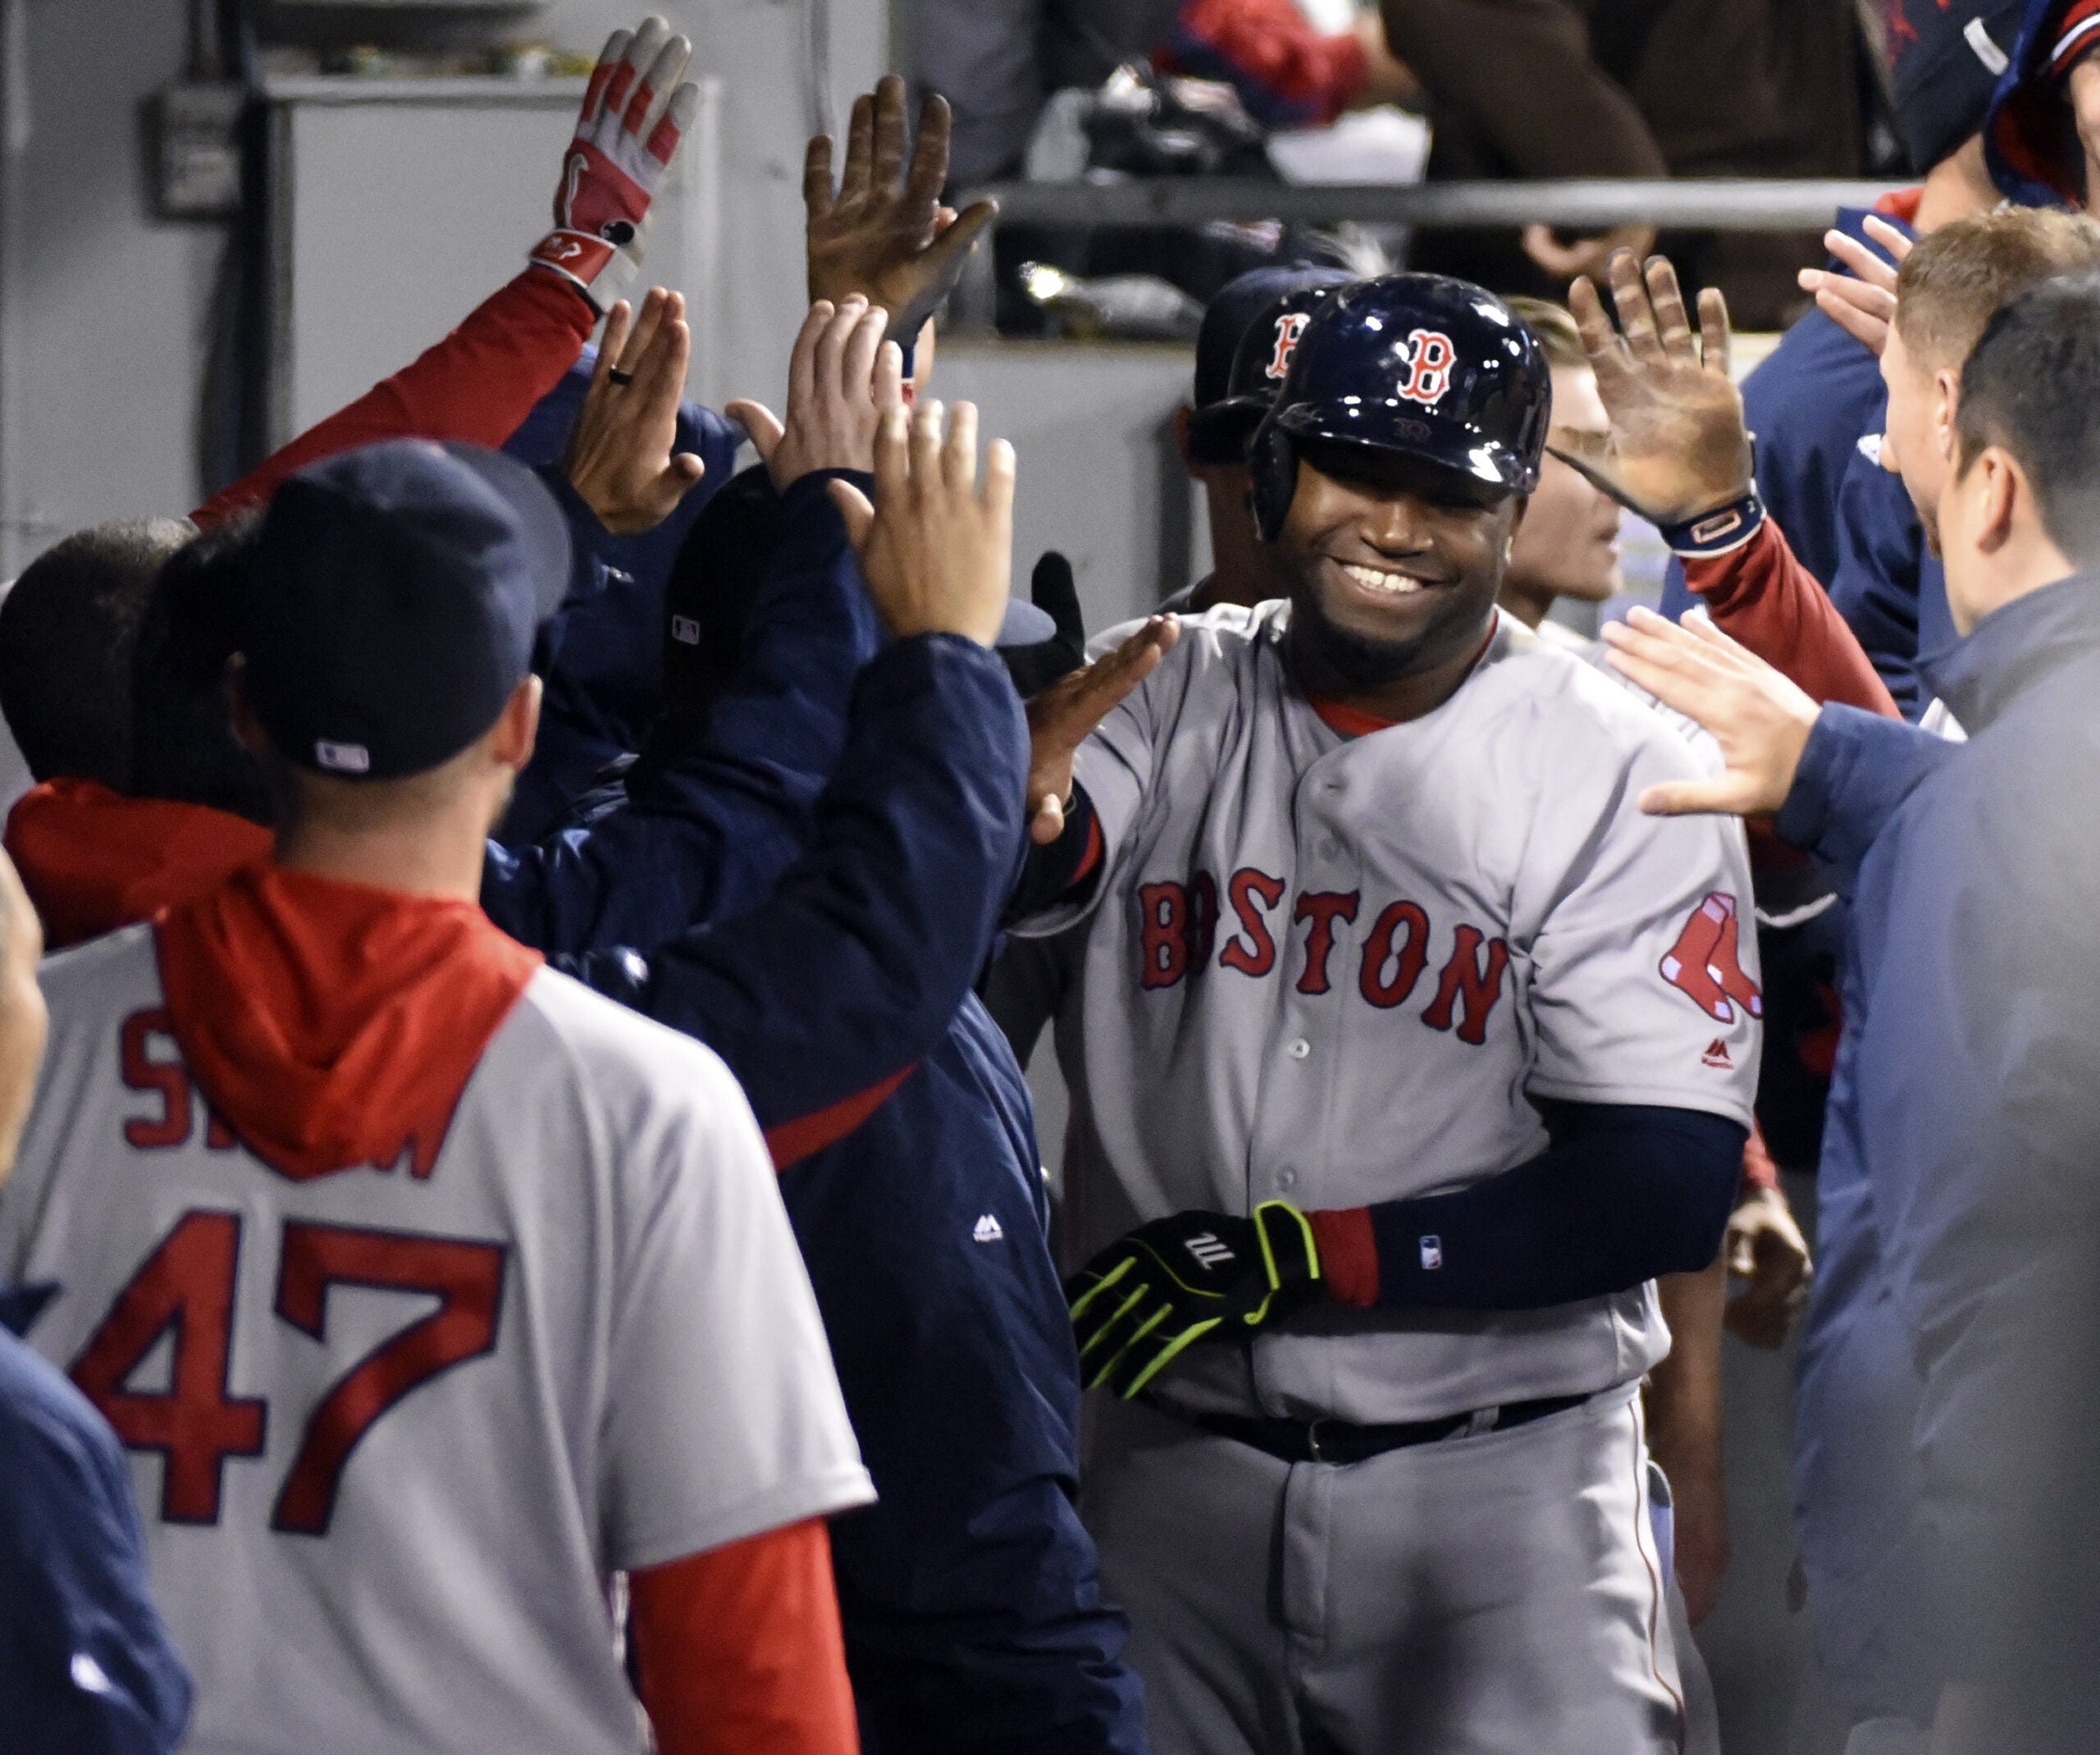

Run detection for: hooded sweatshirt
[[4, 782, 272, 953], [150, 862, 540, 1181]]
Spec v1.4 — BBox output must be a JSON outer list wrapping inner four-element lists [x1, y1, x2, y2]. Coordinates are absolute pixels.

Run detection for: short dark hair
[[130, 512, 272, 825], [0, 518, 193, 785], [1956, 272, 2100, 569]]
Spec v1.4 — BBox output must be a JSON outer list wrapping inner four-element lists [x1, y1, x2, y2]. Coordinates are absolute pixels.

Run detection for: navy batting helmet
[[1249, 273, 1552, 541], [1185, 267, 1355, 465]]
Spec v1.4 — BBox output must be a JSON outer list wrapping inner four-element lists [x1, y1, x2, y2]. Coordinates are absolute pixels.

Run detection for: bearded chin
[[1291, 590, 1422, 688]]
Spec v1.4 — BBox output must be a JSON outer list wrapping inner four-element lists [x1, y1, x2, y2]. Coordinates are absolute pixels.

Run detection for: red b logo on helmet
[[1398, 329, 1456, 407], [1266, 312, 1312, 382]]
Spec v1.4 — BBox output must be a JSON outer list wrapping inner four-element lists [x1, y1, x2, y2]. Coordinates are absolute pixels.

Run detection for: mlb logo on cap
[[315, 741, 372, 774]]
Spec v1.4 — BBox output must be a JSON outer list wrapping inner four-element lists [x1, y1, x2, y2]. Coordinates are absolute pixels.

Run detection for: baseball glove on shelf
[[1067, 1202, 1322, 1398]]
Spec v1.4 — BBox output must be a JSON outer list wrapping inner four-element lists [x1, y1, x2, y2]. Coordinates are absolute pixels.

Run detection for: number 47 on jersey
[[68, 1208, 505, 1537]]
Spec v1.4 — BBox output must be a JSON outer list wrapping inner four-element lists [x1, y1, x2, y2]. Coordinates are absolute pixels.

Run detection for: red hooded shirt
[[4, 780, 273, 951]]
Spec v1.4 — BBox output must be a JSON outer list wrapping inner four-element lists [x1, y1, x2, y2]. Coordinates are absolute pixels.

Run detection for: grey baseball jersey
[[0, 926, 872, 1755], [1016, 601, 1761, 1425]]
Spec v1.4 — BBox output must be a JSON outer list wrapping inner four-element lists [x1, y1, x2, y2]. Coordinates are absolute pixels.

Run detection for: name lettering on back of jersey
[[1138, 868, 1511, 1046], [121, 1009, 240, 1153], [1659, 893, 1762, 1028]]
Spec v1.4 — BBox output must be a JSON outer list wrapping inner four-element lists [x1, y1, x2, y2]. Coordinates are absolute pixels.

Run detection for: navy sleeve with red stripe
[[559, 634, 1029, 1167]]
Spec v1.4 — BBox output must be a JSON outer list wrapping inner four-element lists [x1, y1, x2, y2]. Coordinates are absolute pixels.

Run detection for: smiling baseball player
[[1011, 273, 1762, 1755]]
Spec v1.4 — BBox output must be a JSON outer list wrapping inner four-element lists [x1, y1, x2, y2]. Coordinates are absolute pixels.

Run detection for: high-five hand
[[1600, 606, 1819, 816], [726, 297, 903, 491], [564, 288, 707, 532], [1023, 618, 1178, 844], [1796, 215, 1911, 359], [1566, 252, 1752, 527], [529, 17, 701, 314], [828, 400, 1014, 649], [805, 74, 998, 350]]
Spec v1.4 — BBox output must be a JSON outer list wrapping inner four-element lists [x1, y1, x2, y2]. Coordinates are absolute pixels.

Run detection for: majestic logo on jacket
[[1660, 893, 1762, 1025]]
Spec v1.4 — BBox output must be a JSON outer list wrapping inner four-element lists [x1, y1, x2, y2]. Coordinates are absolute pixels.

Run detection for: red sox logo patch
[[1266, 312, 1311, 382], [1398, 329, 1457, 407], [1660, 892, 1762, 1026]]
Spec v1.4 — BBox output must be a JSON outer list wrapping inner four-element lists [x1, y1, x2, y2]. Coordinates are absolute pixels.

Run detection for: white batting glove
[[527, 17, 700, 314]]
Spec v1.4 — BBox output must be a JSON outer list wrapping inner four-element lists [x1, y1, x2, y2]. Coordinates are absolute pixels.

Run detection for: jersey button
[[1286, 1038, 1311, 1060], [1276, 1169, 1298, 1190]]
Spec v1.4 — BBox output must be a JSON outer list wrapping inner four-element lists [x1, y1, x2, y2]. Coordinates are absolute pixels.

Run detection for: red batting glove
[[528, 16, 700, 313]]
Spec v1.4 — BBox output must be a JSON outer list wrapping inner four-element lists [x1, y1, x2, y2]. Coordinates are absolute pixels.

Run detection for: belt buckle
[[1306, 1418, 1331, 1463]]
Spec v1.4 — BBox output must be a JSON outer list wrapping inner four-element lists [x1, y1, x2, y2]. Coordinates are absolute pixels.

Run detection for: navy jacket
[[501, 476, 1148, 1750], [0, 1323, 190, 1753], [1824, 432, 1955, 720], [1780, 578, 2100, 1701], [482, 473, 878, 956], [500, 359, 745, 845]]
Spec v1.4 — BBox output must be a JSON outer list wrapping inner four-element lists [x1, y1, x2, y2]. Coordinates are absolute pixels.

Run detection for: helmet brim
[[1276, 400, 1538, 499]]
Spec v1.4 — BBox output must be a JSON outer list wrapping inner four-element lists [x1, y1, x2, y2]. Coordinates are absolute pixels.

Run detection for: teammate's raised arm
[[1564, 251, 1751, 531], [560, 289, 709, 533], [193, 16, 704, 532], [804, 74, 998, 358], [828, 399, 1014, 648], [728, 299, 902, 491], [526, 17, 701, 316]]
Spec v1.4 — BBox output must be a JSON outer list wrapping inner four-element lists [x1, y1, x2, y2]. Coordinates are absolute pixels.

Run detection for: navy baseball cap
[[1888, 0, 2024, 172], [242, 440, 572, 780], [1187, 264, 1356, 465]]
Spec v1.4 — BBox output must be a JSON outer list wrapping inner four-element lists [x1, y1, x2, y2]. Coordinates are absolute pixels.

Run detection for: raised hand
[[1600, 606, 1819, 817], [828, 399, 1014, 648], [1796, 215, 1911, 358], [563, 289, 706, 532], [725, 297, 902, 492], [528, 17, 701, 314], [1023, 617, 1177, 844], [805, 74, 998, 349], [1566, 251, 1753, 527]]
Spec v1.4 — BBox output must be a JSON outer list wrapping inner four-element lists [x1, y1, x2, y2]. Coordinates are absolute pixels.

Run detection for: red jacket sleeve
[[629, 1519, 860, 1755], [1682, 519, 1901, 720], [190, 267, 596, 531]]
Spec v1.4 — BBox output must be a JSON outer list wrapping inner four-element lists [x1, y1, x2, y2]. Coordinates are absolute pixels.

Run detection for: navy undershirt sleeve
[[1362, 1102, 1744, 1309]]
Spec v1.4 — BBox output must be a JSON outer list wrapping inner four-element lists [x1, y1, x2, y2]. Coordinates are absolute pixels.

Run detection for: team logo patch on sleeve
[[1660, 892, 1762, 1025]]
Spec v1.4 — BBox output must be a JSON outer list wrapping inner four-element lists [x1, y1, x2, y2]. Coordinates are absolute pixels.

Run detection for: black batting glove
[[1066, 1202, 1322, 1398], [999, 551, 1088, 698]]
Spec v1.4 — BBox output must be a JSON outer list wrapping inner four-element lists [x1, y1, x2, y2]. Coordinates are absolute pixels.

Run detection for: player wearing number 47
[[0, 444, 874, 1755], [1011, 274, 1762, 1755]]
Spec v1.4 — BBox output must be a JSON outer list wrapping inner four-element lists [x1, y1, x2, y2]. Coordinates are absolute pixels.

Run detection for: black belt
[[1186, 1393, 1592, 1465]]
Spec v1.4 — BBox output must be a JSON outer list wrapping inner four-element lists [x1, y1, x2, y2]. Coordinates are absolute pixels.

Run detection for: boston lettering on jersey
[[1136, 867, 1510, 1046]]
